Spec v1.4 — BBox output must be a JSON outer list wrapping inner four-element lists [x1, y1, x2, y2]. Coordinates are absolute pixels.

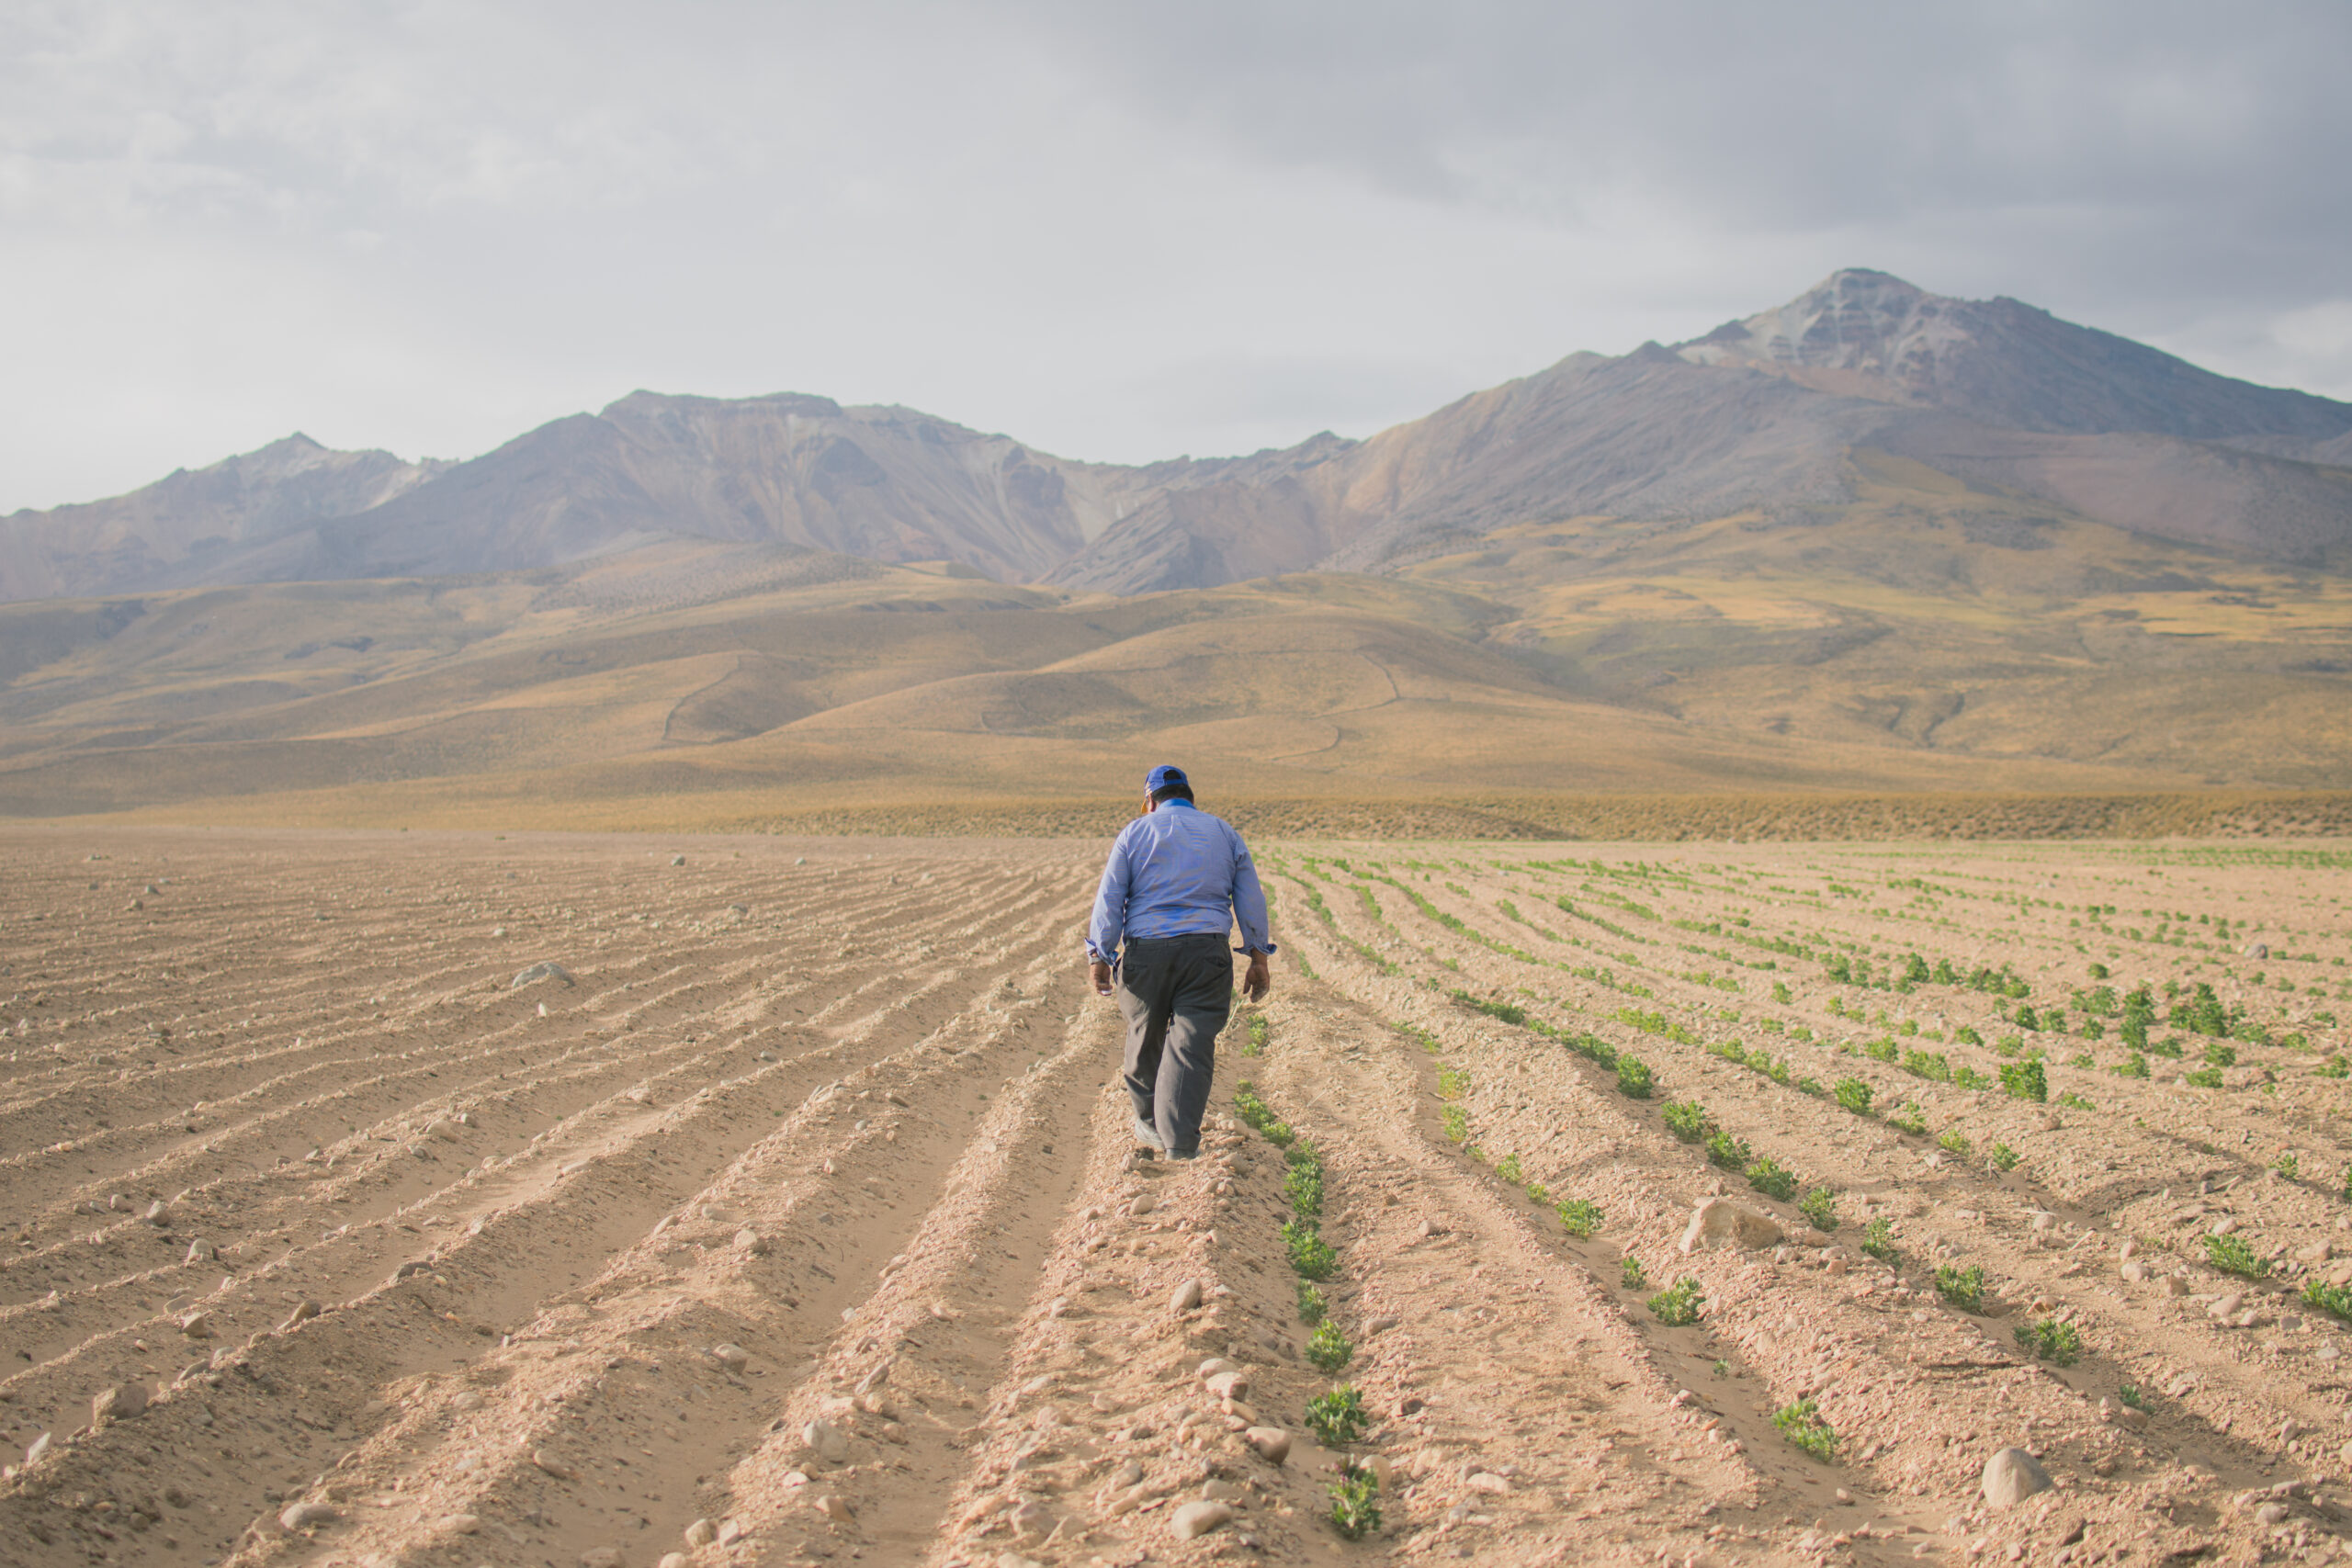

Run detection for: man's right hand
[[1091, 960, 1115, 997], [1241, 951, 1271, 1003]]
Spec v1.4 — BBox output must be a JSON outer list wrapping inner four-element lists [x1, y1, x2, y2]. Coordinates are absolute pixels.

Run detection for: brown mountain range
[[3, 269, 2350, 828]]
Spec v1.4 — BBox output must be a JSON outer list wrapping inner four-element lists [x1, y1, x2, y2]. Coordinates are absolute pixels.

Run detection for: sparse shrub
[[1525, 1180, 1549, 1204], [1999, 1058, 2048, 1102], [1705, 1129, 1750, 1169], [1621, 1254, 1646, 1290], [1264, 1119, 1299, 1149], [1995, 1035, 2023, 1057], [1661, 1100, 1712, 1143], [1860, 1216, 1898, 1264], [1285, 1161, 1324, 1216], [1285, 1219, 1337, 1280], [1329, 1463, 1382, 1540], [1834, 1077, 1874, 1116], [1795, 1077, 1825, 1097], [1306, 1320, 1354, 1372], [1771, 982, 1792, 1004], [1616, 1055, 1654, 1099], [2014, 1317, 2083, 1366], [2117, 1382, 2143, 1408], [2054, 1091, 2094, 1111], [1242, 1014, 1270, 1057], [2184, 1066, 2224, 1089], [1495, 1151, 1524, 1186], [1745, 1156, 1798, 1201], [1901, 1049, 1951, 1081], [1648, 1276, 1705, 1326], [2315, 1055, 2349, 1079], [1953, 1025, 1984, 1045], [1888, 1104, 1928, 1136], [1437, 1065, 1471, 1100], [2301, 1279, 2352, 1324], [2114, 1053, 2149, 1078], [1954, 1066, 1995, 1091], [1938, 1129, 1971, 1157], [1863, 1036, 1898, 1064], [1440, 1105, 1469, 1142], [1772, 1397, 1838, 1461], [1556, 1197, 1603, 1238], [1935, 1263, 1987, 1313], [1798, 1187, 1838, 1232], [1305, 1385, 1368, 1448], [2204, 1233, 2269, 1280], [2203, 1041, 2236, 1067], [1989, 1142, 2020, 1172], [1295, 1281, 1327, 1325]]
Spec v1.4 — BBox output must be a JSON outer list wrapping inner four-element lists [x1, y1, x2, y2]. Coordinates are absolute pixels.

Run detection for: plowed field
[[1, 829, 2347, 1568]]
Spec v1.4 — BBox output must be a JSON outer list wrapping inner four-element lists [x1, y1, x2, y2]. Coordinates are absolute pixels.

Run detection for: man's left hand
[[1242, 952, 1272, 1003], [1091, 960, 1115, 997]]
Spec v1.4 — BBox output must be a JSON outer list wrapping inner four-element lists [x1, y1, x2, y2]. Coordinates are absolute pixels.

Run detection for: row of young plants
[[1229, 1080, 1380, 1540]]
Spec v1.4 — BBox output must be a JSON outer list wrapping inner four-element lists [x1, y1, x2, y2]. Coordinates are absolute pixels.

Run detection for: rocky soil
[[0, 828, 2347, 1567]]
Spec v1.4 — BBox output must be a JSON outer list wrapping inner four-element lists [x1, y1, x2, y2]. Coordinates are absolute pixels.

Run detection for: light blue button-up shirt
[[1086, 799, 1275, 964]]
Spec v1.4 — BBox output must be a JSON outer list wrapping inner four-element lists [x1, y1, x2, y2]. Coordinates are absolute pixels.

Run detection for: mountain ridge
[[7, 269, 2352, 604]]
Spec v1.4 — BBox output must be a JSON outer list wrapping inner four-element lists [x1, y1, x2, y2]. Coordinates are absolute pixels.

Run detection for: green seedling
[[1937, 1129, 1971, 1157], [1285, 1218, 1338, 1280], [1999, 1059, 2048, 1102], [1798, 1186, 1838, 1232], [2204, 1233, 2269, 1280], [1860, 1217, 1898, 1264], [1616, 1055, 1654, 1099], [2183, 1066, 2223, 1089], [1305, 1385, 1368, 1448], [1888, 1104, 1928, 1136], [1834, 1077, 1874, 1116], [1440, 1105, 1469, 1143], [1555, 1197, 1602, 1238], [1661, 1100, 1712, 1143], [1745, 1156, 1798, 1201], [1935, 1264, 1986, 1313], [1989, 1142, 2020, 1172], [1306, 1320, 1354, 1373], [1772, 1397, 1838, 1461], [2054, 1091, 2094, 1111], [1285, 1162, 1325, 1216], [1242, 1014, 1270, 1057], [1295, 1281, 1327, 1325], [2014, 1317, 2083, 1366], [2275, 1152, 2300, 1182], [1329, 1462, 1382, 1540], [1495, 1152, 1524, 1185], [1704, 1129, 1750, 1170], [1648, 1276, 1705, 1326], [2301, 1279, 2352, 1323], [1621, 1254, 1647, 1290], [2117, 1382, 2143, 1408]]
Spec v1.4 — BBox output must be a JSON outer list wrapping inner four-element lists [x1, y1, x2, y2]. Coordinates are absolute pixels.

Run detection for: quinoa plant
[[1745, 1156, 1798, 1201], [1772, 1397, 1838, 1461], [2014, 1317, 2083, 1367], [1284, 1218, 1338, 1280], [1329, 1463, 1382, 1540], [1621, 1254, 1647, 1290], [1860, 1216, 1899, 1265], [1989, 1142, 2020, 1172], [1797, 1186, 1838, 1232], [1305, 1385, 1368, 1447], [1616, 1055, 1655, 1099], [1648, 1276, 1706, 1326], [1555, 1197, 1603, 1238], [1833, 1077, 1874, 1117], [2204, 1233, 2269, 1280], [1306, 1320, 1355, 1373], [1704, 1129, 1750, 1170], [1661, 1100, 1712, 1143], [1295, 1281, 1327, 1325], [1935, 1264, 1987, 1314]]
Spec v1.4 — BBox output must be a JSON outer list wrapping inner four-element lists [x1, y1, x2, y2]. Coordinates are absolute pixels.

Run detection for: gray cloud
[[3, 0, 2347, 512]]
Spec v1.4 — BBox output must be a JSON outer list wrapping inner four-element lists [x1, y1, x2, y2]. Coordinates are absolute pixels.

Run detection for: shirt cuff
[[1234, 942, 1278, 955]]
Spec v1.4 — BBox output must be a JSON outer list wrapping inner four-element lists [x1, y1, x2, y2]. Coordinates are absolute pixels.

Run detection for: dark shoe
[[1132, 1116, 1167, 1154], [1168, 1146, 1201, 1161]]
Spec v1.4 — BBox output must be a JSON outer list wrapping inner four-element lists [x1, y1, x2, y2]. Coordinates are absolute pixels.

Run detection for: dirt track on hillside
[[1, 829, 2348, 1568]]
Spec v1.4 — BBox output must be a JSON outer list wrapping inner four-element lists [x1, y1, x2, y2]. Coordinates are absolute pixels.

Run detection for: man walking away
[[1087, 765, 1274, 1159]]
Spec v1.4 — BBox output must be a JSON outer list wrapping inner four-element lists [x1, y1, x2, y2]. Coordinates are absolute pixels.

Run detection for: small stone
[[1170, 1278, 1203, 1313], [1129, 1191, 1159, 1218], [734, 1228, 768, 1256], [92, 1385, 147, 1424], [2163, 1274, 2190, 1298], [684, 1518, 717, 1547], [444, 1514, 481, 1534], [143, 1200, 169, 1226], [712, 1343, 751, 1372], [2120, 1260, 2152, 1282], [279, 1301, 321, 1332], [426, 1119, 461, 1141], [1366, 1315, 1399, 1335], [1467, 1472, 1512, 1495], [1244, 1426, 1291, 1464], [510, 962, 574, 990], [660, 1556, 691, 1568], [184, 1239, 215, 1263], [2210, 1292, 2245, 1320], [1204, 1371, 1250, 1402], [812, 1494, 854, 1522], [178, 1311, 213, 1339], [1981, 1447, 2052, 1508], [804, 1418, 850, 1463], [2300, 1240, 2335, 1264], [1679, 1197, 1781, 1254], [278, 1502, 339, 1531], [579, 1550, 624, 1568], [2211, 1217, 2239, 1237], [672, 854, 686, 866], [716, 1520, 747, 1546], [533, 1449, 577, 1481], [24, 1432, 51, 1465], [1169, 1499, 1234, 1540], [2256, 1501, 2290, 1526]]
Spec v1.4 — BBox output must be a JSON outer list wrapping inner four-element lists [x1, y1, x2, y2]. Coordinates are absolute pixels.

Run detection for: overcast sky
[[5, 0, 2349, 511]]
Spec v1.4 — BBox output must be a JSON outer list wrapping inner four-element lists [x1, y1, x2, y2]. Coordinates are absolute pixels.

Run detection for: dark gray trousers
[[1116, 932, 1233, 1156]]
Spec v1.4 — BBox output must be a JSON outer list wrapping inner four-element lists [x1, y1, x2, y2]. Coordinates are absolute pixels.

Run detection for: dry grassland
[[1, 828, 2348, 1567]]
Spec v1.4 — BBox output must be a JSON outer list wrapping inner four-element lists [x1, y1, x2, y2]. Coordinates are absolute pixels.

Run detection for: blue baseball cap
[[1146, 764, 1188, 793]]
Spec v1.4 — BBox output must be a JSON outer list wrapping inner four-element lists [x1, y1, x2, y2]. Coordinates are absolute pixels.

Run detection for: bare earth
[[2, 828, 2348, 1568]]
